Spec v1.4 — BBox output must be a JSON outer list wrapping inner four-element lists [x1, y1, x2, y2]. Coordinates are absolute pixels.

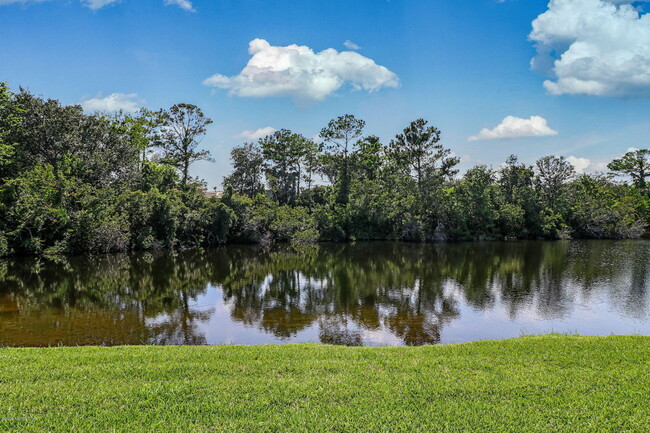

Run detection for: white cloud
[[81, 0, 120, 10], [566, 156, 592, 173], [343, 40, 361, 50], [530, 0, 650, 97], [203, 39, 399, 105], [164, 0, 194, 12], [591, 161, 610, 171], [80, 93, 142, 113], [236, 126, 277, 141], [468, 115, 559, 142]]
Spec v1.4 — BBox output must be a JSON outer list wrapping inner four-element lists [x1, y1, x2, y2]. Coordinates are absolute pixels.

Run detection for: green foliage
[[156, 103, 213, 186], [389, 118, 459, 194], [535, 155, 575, 208], [258, 130, 315, 205], [608, 148, 650, 190], [320, 114, 366, 205], [313, 203, 347, 242], [1, 83, 649, 257], [497, 203, 526, 238], [0, 82, 22, 178], [627, 185, 650, 224], [223, 142, 264, 196], [202, 198, 236, 246], [0, 231, 8, 257], [567, 174, 643, 239], [0, 86, 233, 256], [351, 135, 385, 181], [216, 112, 646, 244], [64, 184, 130, 254], [140, 161, 179, 192], [346, 179, 397, 239], [444, 166, 498, 239], [496, 155, 541, 238], [228, 194, 318, 244], [268, 205, 318, 244], [539, 208, 571, 239], [1, 163, 70, 254]]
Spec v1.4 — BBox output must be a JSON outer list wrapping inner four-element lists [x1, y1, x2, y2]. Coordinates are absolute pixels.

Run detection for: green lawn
[[0, 335, 648, 432]]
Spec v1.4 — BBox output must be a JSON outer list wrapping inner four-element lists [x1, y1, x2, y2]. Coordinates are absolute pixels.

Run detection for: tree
[[316, 152, 342, 185], [448, 165, 497, 238], [114, 108, 160, 169], [568, 173, 643, 239], [76, 113, 142, 186], [223, 142, 264, 197], [499, 155, 534, 204], [535, 155, 575, 206], [8, 89, 137, 185], [301, 139, 320, 191], [497, 155, 540, 237], [320, 114, 365, 204], [259, 129, 312, 205], [13, 89, 86, 176], [352, 135, 385, 181], [157, 104, 213, 186], [390, 119, 459, 194], [0, 82, 22, 178], [608, 149, 650, 190]]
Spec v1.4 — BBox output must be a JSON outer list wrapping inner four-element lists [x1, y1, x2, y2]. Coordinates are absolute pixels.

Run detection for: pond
[[1, 240, 649, 347]]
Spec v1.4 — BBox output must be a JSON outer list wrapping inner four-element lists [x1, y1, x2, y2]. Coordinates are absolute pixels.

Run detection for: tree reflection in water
[[1, 240, 649, 347]]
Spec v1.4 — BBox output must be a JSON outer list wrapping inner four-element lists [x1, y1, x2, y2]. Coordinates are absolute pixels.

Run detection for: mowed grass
[[0, 335, 649, 432]]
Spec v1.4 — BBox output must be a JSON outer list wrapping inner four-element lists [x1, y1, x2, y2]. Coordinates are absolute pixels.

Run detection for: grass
[[0, 335, 649, 432]]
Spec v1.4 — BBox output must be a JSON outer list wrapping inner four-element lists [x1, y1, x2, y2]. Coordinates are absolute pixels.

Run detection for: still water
[[1, 241, 649, 347]]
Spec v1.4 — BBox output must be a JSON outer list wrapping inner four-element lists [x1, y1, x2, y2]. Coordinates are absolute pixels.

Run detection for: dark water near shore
[[1, 240, 649, 347]]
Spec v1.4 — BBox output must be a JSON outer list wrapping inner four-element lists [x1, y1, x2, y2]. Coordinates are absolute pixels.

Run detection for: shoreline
[[1, 236, 647, 260]]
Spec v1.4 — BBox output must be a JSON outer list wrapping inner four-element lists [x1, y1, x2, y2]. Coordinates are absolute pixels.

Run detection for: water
[[1, 240, 649, 347]]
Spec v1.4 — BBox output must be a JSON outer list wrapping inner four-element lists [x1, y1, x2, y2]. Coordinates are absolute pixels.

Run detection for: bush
[[498, 203, 525, 239], [65, 185, 130, 253], [205, 200, 235, 245], [567, 175, 644, 239]]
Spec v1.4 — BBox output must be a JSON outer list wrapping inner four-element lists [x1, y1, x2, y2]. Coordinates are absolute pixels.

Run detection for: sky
[[2, 0, 650, 188]]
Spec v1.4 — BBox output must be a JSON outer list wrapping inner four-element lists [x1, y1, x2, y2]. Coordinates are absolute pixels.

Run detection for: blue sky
[[2, 0, 650, 187]]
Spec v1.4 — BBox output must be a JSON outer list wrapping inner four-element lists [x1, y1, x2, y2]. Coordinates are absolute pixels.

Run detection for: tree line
[[1, 82, 649, 256]]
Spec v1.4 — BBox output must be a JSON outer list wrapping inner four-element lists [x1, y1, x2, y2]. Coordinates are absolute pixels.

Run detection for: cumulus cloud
[[343, 40, 361, 50], [468, 115, 559, 142], [530, 0, 650, 97], [203, 39, 399, 105], [80, 93, 142, 113], [566, 156, 592, 173], [81, 0, 120, 9], [164, 0, 194, 12], [236, 126, 277, 141]]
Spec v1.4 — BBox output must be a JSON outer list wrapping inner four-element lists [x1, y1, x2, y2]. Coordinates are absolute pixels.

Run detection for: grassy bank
[[0, 335, 648, 432]]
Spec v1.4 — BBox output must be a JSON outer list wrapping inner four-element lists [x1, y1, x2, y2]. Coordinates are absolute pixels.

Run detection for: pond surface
[[1, 240, 649, 347]]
